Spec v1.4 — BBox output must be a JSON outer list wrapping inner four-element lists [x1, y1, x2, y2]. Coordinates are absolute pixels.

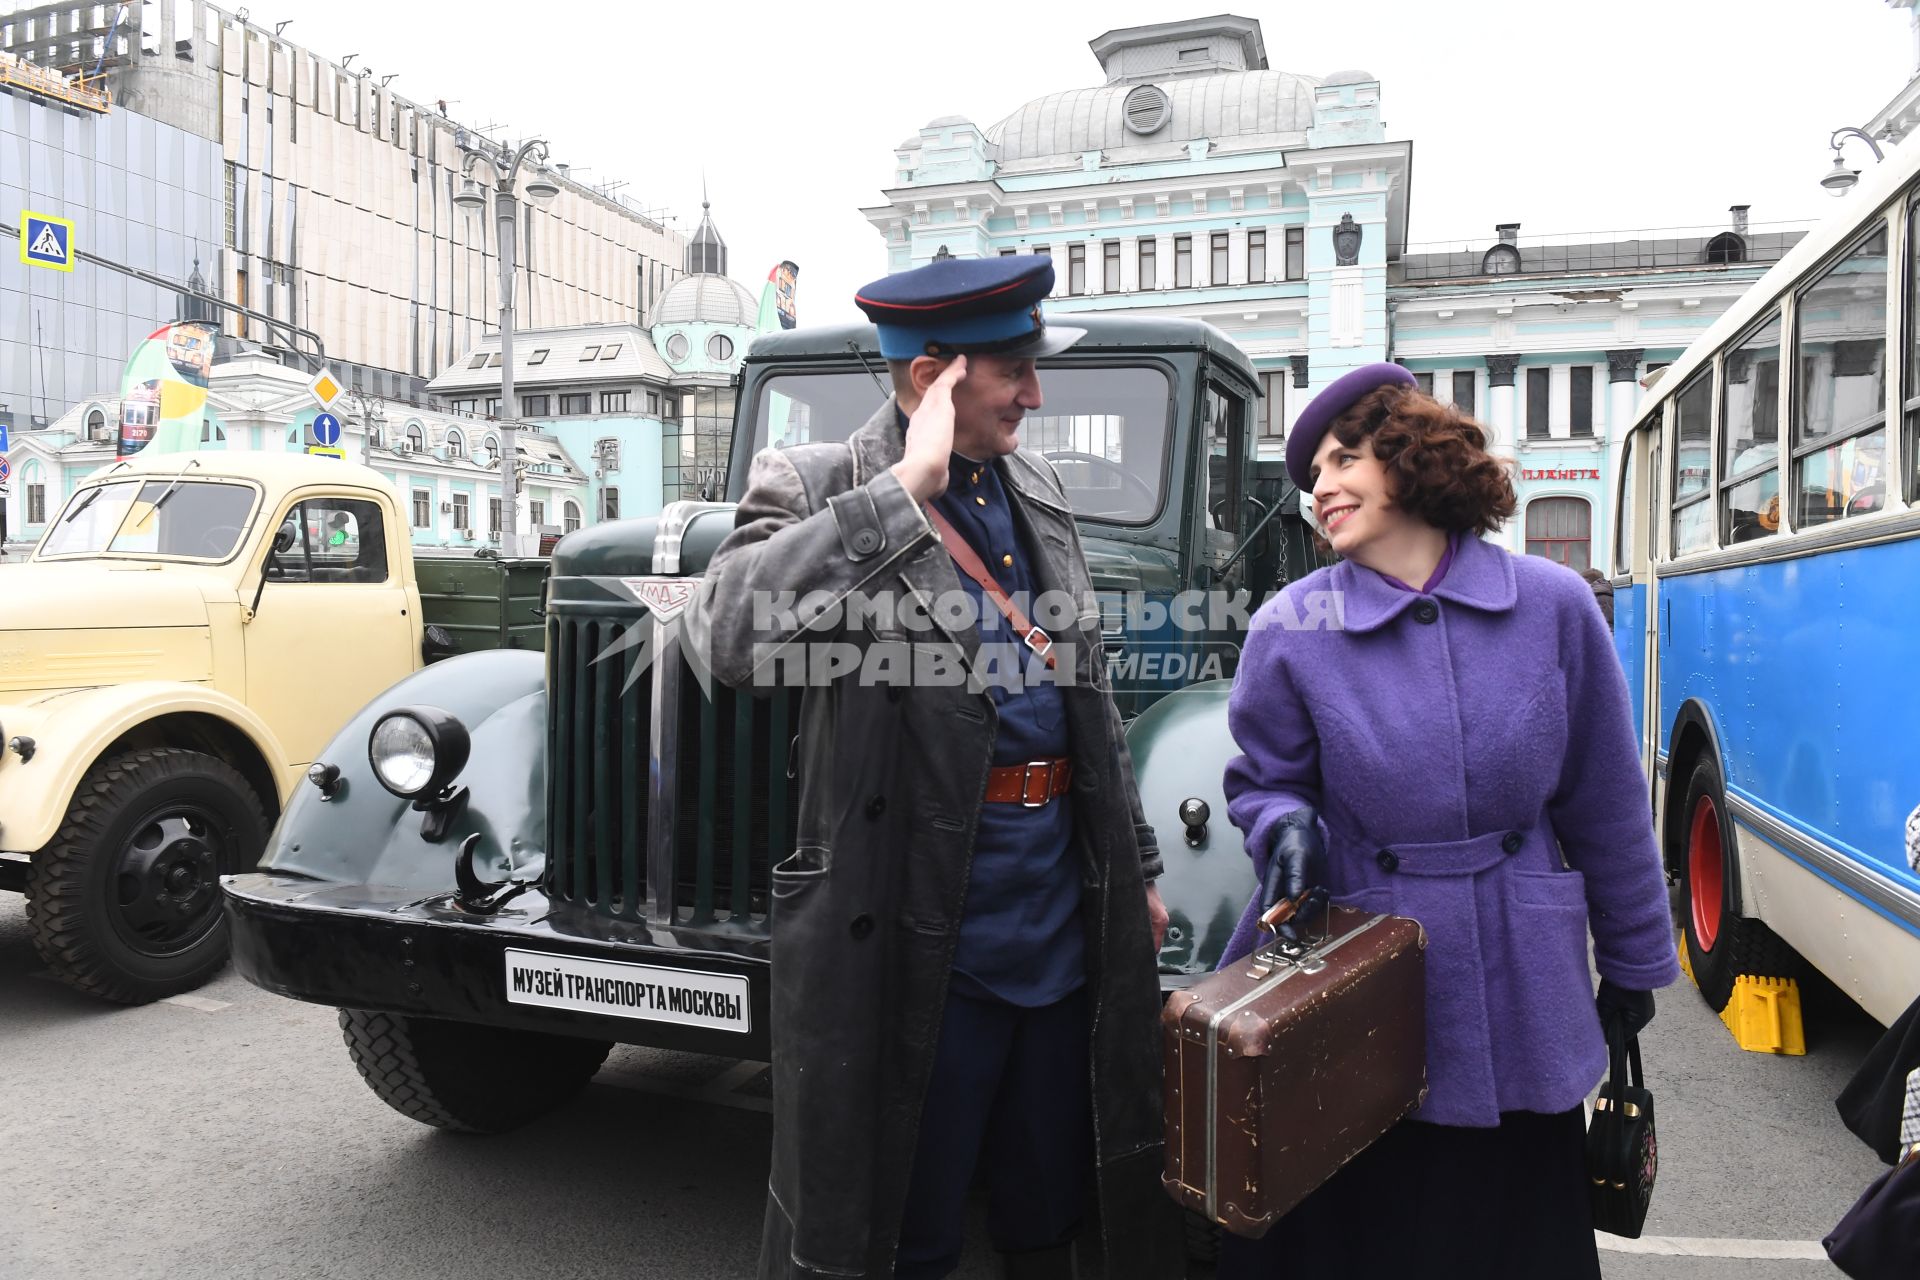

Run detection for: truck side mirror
[[421, 624, 459, 664], [273, 522, 298, 555]]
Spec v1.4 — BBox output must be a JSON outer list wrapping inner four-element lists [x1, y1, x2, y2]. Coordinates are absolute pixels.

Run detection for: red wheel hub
[[1688, 794, 1724, 951]]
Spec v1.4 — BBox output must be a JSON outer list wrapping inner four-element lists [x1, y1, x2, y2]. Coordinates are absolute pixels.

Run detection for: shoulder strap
[[925, 505, 1056, 668]]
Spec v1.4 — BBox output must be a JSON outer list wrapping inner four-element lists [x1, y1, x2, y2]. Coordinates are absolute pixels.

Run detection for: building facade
[[862, 16, 1805, 567], [425, 204, 759, 521], [1, 339, 587, 553], [0, 50, 222, 433], [1, 0, 687, 409]]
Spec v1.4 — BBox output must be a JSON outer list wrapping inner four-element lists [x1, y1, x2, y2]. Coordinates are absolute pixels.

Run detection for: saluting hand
[[893, 355, 967, 503]]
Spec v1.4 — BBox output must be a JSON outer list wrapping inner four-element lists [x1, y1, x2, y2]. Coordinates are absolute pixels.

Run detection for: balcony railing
[[1397, 220, 1814, 283]]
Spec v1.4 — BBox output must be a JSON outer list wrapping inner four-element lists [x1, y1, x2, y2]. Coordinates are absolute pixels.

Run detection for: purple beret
[[1286, 362, 1418, 491]]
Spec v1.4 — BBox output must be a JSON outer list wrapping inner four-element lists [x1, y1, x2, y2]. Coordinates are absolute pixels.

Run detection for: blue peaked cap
[[854, 256, 1086, 360]]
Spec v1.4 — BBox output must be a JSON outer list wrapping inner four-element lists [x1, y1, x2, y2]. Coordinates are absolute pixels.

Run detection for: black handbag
[[1587, 1021, 1656, 1238]]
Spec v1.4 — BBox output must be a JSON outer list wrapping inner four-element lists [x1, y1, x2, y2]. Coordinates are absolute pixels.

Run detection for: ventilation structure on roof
[[1123, 84, 1171, 136]]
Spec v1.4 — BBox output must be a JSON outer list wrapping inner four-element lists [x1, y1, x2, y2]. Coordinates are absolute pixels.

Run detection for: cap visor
[[1004, 325, 1086, 358]]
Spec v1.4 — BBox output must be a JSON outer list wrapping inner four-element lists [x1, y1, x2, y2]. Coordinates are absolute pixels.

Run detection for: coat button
[[865, 795, 886, 820], [851, 528, 880, 555], [1413, 601, 1439, 624], [1502, 831, 1524, 854], [1377, 849, 1399, 873], [849, 913, 874, 940]]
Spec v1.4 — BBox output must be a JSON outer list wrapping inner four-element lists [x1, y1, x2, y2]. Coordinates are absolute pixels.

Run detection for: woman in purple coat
[[1217, 363, 1679, 1279]]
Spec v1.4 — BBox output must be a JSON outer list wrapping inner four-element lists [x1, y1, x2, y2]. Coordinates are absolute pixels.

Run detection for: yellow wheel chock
[[1677, 938, 1806, 1055]]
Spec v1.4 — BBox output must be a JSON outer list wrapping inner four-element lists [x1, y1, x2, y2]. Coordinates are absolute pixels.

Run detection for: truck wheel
[[338, 1009, 613, 1133], [26, 747, 269, 1004], [1678, 756, 1797, 1011]]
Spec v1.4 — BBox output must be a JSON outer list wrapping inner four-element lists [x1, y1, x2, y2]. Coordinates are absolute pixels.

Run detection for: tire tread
[[337, 1008, 612, 1134]]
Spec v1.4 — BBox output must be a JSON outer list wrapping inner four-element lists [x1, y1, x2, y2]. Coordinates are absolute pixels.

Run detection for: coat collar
[[1332, 530, 1518, 634]]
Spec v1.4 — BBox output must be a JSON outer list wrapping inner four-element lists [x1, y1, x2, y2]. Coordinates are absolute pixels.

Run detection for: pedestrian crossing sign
[[19, 212, 74, 272]]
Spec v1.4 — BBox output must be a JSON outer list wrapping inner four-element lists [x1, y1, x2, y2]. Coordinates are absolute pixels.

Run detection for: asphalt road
[[0, 891, 1894, 1280]]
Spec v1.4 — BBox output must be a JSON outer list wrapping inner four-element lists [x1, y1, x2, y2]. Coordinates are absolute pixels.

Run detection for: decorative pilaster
[[1485, 353, 1521, 387], [1290, 355, 1310, 388], [1607, 348, 1645, 383]]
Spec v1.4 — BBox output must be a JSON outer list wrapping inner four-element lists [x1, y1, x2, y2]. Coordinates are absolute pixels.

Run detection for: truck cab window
[[1201, 381, 1248, 564], [268, 498, 389, 583], [749, 365, 1174, 524]]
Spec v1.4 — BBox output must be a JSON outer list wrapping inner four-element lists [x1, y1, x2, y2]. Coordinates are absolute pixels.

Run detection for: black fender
[[262, 649, 547, 892], [1124, 679, 1259, 981]]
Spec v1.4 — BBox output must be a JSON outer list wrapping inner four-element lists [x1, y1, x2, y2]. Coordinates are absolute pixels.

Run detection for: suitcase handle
[[1249, 888, 1333, 977]]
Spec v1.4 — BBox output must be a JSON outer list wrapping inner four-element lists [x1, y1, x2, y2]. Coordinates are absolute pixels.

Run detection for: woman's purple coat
[[1221, 533, 1680, 1127]]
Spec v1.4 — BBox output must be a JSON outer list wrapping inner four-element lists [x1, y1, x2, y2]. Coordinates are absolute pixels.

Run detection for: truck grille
[[546, 614, 650, 918], [545, 609, 800, 933]]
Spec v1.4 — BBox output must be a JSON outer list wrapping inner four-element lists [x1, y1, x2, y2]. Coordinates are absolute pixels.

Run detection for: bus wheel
[[338, 1009, 612, 1133], [1678, 757, 1796, 1011]]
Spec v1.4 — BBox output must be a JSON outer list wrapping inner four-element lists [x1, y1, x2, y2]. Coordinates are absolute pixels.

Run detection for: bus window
[[1670, 372, 1715, 555], [1795, 226, 1888, 526], [1614, 416, 1639, 574], [1906, 197, 1920, 505], [1720, 313, 1783, 544]]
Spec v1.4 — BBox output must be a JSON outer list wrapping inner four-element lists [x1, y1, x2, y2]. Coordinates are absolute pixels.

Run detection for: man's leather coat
[[682, 399, 1180, 1279]]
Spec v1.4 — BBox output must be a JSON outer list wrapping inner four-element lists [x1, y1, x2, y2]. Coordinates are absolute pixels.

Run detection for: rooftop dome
[[1322, 69, 1377, 86], [987, 69, 1321, 163], [653, 273, 757, 327]]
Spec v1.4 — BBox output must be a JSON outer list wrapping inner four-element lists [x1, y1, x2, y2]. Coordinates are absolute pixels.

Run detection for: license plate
[[503, 948, 751, 1033]]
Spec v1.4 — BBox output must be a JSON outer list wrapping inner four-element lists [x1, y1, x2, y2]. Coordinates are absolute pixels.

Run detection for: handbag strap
[[1595, 1021, 1642, 1178]]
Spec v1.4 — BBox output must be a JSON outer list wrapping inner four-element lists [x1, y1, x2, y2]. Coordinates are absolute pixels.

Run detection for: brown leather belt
[[983, 758, 1073, 807]]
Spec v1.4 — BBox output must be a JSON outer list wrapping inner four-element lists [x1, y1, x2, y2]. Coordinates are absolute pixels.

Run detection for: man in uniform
[[684, 256, 1180, 1280]]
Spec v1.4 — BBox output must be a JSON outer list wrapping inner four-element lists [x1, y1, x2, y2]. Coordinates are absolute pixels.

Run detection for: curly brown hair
[[1321, 383, 1515, 535]]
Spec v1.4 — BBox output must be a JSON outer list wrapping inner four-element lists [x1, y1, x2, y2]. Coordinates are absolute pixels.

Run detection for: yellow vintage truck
[[0, 451, 543, 1003]]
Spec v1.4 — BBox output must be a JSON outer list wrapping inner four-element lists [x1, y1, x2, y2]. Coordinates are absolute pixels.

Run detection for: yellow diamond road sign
[[309, 368, 344, 409]]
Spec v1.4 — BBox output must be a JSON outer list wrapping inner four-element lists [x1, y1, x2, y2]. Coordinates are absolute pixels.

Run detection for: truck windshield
[[750, 364, 1173, 524], [37, 480, 258, 561]]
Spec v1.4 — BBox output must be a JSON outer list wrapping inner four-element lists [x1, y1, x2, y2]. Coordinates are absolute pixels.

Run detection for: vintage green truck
[[0, 450, 544, 1004], [221, 316, 1320, 1130]]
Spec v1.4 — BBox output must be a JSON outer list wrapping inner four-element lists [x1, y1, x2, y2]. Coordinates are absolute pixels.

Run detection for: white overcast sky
[[269, 0, 1916, 324]]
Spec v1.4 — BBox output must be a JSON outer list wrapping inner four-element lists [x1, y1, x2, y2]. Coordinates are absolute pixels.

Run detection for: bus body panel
[[1614, 582, 1647, 747], [1658, 543, 1920, 892], [1656, 542, 1920, 1026], [1738, 827, 1920, 1025]]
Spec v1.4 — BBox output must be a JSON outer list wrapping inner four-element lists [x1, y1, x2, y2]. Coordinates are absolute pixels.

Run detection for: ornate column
[[1485, 354, 1522, 550], [1485, 354, 1521, 458], [1604, 349, 1646, 560]]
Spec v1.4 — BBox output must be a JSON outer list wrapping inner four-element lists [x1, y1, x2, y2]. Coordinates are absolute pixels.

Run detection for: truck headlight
[[368, 706, 471, 801]]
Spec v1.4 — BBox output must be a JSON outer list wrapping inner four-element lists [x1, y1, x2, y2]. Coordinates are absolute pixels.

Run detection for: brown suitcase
[[1161, 906, 1427, 1238]]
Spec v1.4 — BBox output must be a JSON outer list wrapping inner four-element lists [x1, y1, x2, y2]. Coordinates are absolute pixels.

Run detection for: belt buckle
[[1020, 760, 1053, 808], [1023, 627, 1054, 659]]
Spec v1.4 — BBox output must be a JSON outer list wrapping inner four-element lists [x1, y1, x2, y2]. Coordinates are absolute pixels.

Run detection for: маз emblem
[[621, 576, 696, 622]]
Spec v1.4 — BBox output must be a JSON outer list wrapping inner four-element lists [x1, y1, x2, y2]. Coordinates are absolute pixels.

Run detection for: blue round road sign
[[313, 412, 342, 446]]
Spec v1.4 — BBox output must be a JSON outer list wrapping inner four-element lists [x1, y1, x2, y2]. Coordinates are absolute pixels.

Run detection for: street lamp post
[[455, 137, 561, 555], [1819, 126, 1887, 197]]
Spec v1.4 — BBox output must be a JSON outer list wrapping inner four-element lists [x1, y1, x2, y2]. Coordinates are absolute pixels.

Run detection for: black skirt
[[1216, 1107, 1602, 1280]]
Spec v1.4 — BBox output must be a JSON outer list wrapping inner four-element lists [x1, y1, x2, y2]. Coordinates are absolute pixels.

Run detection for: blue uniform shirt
[[916, 426, 1084, 1007]]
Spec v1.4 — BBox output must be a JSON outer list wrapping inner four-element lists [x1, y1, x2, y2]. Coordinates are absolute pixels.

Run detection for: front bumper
[[223, 873, 772, 1060]]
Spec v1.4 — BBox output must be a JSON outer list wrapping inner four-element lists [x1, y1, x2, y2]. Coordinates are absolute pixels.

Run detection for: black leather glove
[[1596, 979, 1655, 1038], [1258, 806, 1329, 944]]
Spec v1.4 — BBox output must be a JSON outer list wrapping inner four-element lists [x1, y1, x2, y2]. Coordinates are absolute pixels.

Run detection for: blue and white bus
[[1612, 140, 1920, 1027]]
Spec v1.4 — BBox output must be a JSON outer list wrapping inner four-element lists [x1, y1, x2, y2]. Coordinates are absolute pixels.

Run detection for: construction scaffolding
[[0, 49, 111, 114]]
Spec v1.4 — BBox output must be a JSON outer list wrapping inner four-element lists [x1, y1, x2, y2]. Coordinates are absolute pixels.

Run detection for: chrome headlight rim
[[367, 705, 471, 802]]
